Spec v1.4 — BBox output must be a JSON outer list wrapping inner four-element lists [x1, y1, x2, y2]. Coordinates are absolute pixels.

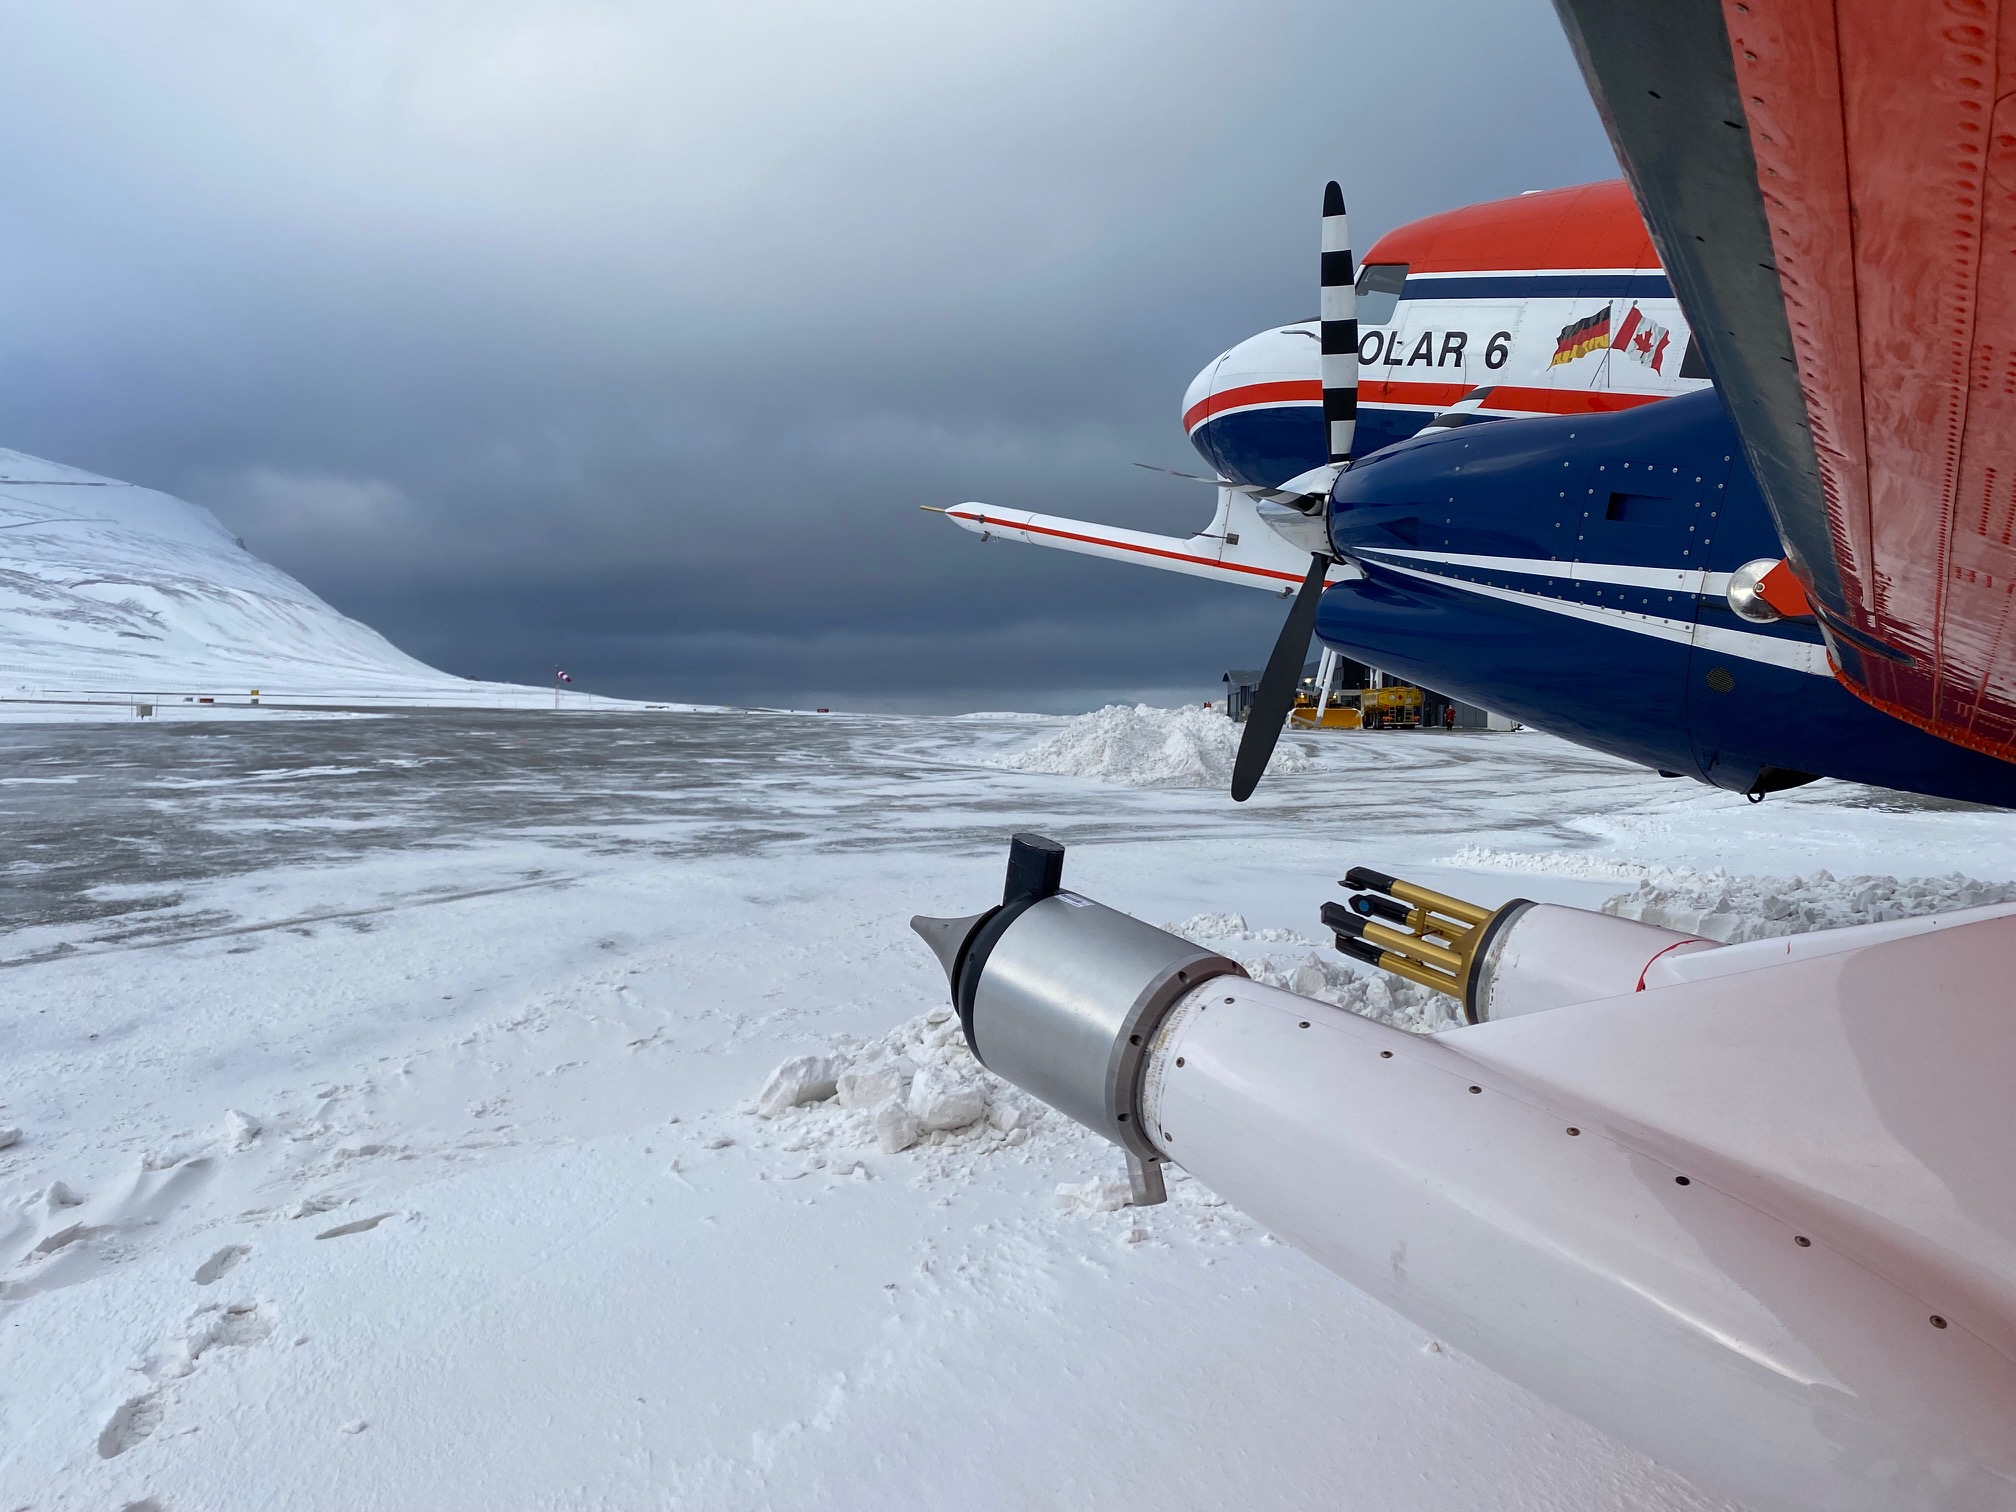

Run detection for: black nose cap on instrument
[[910, 910, 992, 987]]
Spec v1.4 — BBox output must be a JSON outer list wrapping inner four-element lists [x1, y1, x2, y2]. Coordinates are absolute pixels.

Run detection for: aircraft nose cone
[[909, 910, 990, 987]]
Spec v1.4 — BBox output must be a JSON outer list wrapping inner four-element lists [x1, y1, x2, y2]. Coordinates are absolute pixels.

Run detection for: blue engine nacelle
[[1322, 389, 2016, 806]]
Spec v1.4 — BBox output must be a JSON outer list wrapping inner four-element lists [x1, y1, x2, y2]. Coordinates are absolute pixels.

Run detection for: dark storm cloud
[[0, 0, 1619, 710]]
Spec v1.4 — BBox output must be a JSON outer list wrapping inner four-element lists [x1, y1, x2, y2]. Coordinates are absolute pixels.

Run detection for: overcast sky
[[0, 1, 1619, 710]]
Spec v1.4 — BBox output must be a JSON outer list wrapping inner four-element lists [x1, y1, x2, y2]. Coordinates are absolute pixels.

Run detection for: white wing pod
[[1469, 902, 1716, 1020], [918, 840, 2016, 1508], [1142, 923, 2016, 1512]]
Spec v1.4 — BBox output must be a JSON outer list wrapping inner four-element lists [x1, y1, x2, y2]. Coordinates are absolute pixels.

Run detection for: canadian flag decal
[[1612, 304, 1672, 375]]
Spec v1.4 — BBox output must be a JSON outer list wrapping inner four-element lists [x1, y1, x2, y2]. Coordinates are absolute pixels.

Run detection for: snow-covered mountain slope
[[0, 446, 630, 707]]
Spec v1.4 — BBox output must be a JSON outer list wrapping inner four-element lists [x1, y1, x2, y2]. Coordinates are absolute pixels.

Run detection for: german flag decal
[[1549, 307, 1612, 366]]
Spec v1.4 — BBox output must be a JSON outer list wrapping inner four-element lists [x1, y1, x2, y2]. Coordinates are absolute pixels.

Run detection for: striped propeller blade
[[1319, 181, 1357, 467]]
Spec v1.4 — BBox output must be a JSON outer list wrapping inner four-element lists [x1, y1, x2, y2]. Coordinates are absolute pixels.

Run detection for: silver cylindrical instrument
[[911, 833, 1240, 1203]]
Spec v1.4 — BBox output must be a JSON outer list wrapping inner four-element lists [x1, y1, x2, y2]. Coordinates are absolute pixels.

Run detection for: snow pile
[[753, 1055, 841, 1117], [1159, 912, 1314, 945], [1440, 845, 1662, 882], [747, 1006, 1043, 1158], [1054, 1177, 1136, 1213], [990, 703, 1318, 787], [1602, 868, 2016, 943], [221, 1110, 261, 1152]]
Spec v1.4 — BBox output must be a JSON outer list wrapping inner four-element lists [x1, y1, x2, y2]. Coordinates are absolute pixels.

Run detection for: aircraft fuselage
[[1325, 389, 2016, 804]]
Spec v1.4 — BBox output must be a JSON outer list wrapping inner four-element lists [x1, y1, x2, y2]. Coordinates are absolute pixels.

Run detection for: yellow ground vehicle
[[1357, 685, 1423, 729], [1288, 699, 1361, 729], [1286, 684, 1426, 729]]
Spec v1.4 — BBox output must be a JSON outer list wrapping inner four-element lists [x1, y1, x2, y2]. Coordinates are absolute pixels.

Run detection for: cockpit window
[[1355, 263, 1409, 326]]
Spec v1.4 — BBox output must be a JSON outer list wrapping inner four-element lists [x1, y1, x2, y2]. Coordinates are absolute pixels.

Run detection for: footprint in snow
[[98, 1391, 164, 1459], [187, 1301, 277, 1359], [32, 1220, 108, 1256], [194, 1244, 250, 1284], [105, 1299, 280, 1454], [315, 1212, 395, 1240]]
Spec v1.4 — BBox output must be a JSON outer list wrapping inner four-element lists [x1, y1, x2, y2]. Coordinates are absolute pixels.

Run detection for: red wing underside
[[1557, 0, 2016, 762], [1733, 0, 2016, 758]]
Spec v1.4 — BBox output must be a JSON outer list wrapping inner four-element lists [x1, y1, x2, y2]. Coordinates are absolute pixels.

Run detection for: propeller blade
[[1320, 182, 1358, 467], [1231, 552, 1331, 802]]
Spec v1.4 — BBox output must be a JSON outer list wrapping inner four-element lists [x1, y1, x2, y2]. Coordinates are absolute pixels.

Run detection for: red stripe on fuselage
[[947, 510, 1307, 584], [1184, 378, 1667, 433], [1182, 380, 1321, 434], [1368, 382, 1667, 417]]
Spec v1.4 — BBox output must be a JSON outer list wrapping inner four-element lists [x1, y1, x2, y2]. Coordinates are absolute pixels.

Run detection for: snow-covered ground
[[5, 707, 2012, 1511], [0, 446, 667, 711]]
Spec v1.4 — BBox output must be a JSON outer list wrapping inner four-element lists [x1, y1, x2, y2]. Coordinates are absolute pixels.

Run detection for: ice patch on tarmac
[[1445, 846, 2016, 943], [989, 704, 1318, 787]]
